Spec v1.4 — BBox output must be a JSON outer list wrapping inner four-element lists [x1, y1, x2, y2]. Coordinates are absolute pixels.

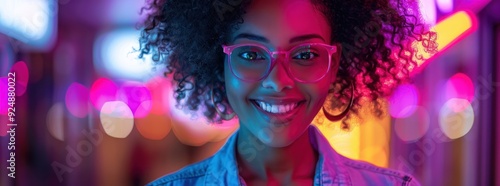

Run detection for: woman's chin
[[253, 126, 308, 148]]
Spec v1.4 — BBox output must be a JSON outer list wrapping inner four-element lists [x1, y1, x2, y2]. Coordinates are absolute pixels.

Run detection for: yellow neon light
[[434, 11, 474, 51], [413, 10, 477, 69]]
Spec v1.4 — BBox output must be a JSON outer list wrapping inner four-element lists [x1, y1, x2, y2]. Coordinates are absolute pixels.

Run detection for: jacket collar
[[309, 126, 352, 185]]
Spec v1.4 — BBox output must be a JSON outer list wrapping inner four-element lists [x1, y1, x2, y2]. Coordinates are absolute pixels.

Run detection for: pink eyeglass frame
[[222, 43, 337, 83]]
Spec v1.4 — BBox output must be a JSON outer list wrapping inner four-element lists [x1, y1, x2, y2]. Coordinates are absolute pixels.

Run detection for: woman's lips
[[253, 100, 299, 114], [250, 99, 305, 125]]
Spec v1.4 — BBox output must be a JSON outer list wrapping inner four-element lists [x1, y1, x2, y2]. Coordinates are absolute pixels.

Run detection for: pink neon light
[[0, 77, 8, 115], [65, 82, 90, 118], [9, 61, 29, 96], [144, 76, 170, 115], [116, 81, 152, 118], [445, 73, 475, 102], [389, 84, 419, 118], [90, 78, 118, 110]]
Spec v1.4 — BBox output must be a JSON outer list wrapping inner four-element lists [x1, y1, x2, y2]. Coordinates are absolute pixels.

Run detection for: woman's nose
[[261, 60, 294, 92]]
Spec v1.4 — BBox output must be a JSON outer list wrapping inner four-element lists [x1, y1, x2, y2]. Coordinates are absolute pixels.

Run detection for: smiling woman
[[138, 0, 436, 185]]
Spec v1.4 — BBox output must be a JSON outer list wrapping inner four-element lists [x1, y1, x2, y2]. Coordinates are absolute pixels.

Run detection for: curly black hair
[[138, 0, 437, 129]]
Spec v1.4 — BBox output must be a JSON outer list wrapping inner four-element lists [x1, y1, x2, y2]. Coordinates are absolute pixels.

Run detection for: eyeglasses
[[222, 43, 337, 83]]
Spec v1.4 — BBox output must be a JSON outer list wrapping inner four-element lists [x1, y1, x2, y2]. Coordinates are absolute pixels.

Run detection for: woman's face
[[224, 0, 339, 147]]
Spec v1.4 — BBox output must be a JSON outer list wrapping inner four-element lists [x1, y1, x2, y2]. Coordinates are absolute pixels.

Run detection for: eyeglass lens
[[229, 44, 331, 82]]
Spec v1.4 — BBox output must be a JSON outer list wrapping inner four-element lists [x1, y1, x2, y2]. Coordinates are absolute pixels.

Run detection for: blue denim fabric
[[148, 126, 420, 186]]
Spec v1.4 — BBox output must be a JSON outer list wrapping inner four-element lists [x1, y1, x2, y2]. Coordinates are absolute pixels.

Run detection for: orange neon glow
[[412, 10, 478, 74], [315, 99, 391, 168]]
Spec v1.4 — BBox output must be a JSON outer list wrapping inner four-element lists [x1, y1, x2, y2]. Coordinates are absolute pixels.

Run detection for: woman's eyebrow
[[232, 33, 269, 43], [232, 33, 325, 43], [289, 34, 325, 43]]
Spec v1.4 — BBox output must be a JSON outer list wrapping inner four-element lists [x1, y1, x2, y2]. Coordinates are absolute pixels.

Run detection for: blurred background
[[0, 0, 498, 185]]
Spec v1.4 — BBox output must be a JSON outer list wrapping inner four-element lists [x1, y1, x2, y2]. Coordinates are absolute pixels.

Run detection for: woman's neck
[[235, 126, 318, 185]]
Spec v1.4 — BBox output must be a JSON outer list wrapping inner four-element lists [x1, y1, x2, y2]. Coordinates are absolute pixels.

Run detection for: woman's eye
[[293, 52, 317, 60], [239, 52, 264, 60]]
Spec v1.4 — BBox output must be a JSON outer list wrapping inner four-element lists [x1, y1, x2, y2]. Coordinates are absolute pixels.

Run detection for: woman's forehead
[[230, 0, 331, 46]]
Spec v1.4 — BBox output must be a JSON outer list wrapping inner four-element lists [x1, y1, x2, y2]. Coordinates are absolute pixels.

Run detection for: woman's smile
[[250, 97, 306, 125]]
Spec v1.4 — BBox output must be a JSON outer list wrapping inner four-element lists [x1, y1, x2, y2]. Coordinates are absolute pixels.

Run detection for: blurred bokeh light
[[9, 61, 29, 96], [135, 112, 172, 140], [145, 76, 171, 115], [65, 82, 89, 118], [46, 102, 65, 141], [445, 73, 475, 102], [100, 101, 134, 138], [116, 81, 152, 118], [389, 84, 419, 118], [394, 106, 430, 142], [439, 98, 475, 140], [0, 0, 56, 49], [0, 77, 8, 115], [93, 29, 153, 81], [90, 78, 119, 111]]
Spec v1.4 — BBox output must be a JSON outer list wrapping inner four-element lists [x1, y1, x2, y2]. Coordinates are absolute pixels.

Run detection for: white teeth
[[255, 101, 299, 114], [279, 105, 285, 113], [271, 105, 278, 113], [259, 101, 266, 110]]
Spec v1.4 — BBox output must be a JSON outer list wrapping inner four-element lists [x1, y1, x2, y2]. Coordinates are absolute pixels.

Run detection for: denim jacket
[[148, 126, 420, 186]]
